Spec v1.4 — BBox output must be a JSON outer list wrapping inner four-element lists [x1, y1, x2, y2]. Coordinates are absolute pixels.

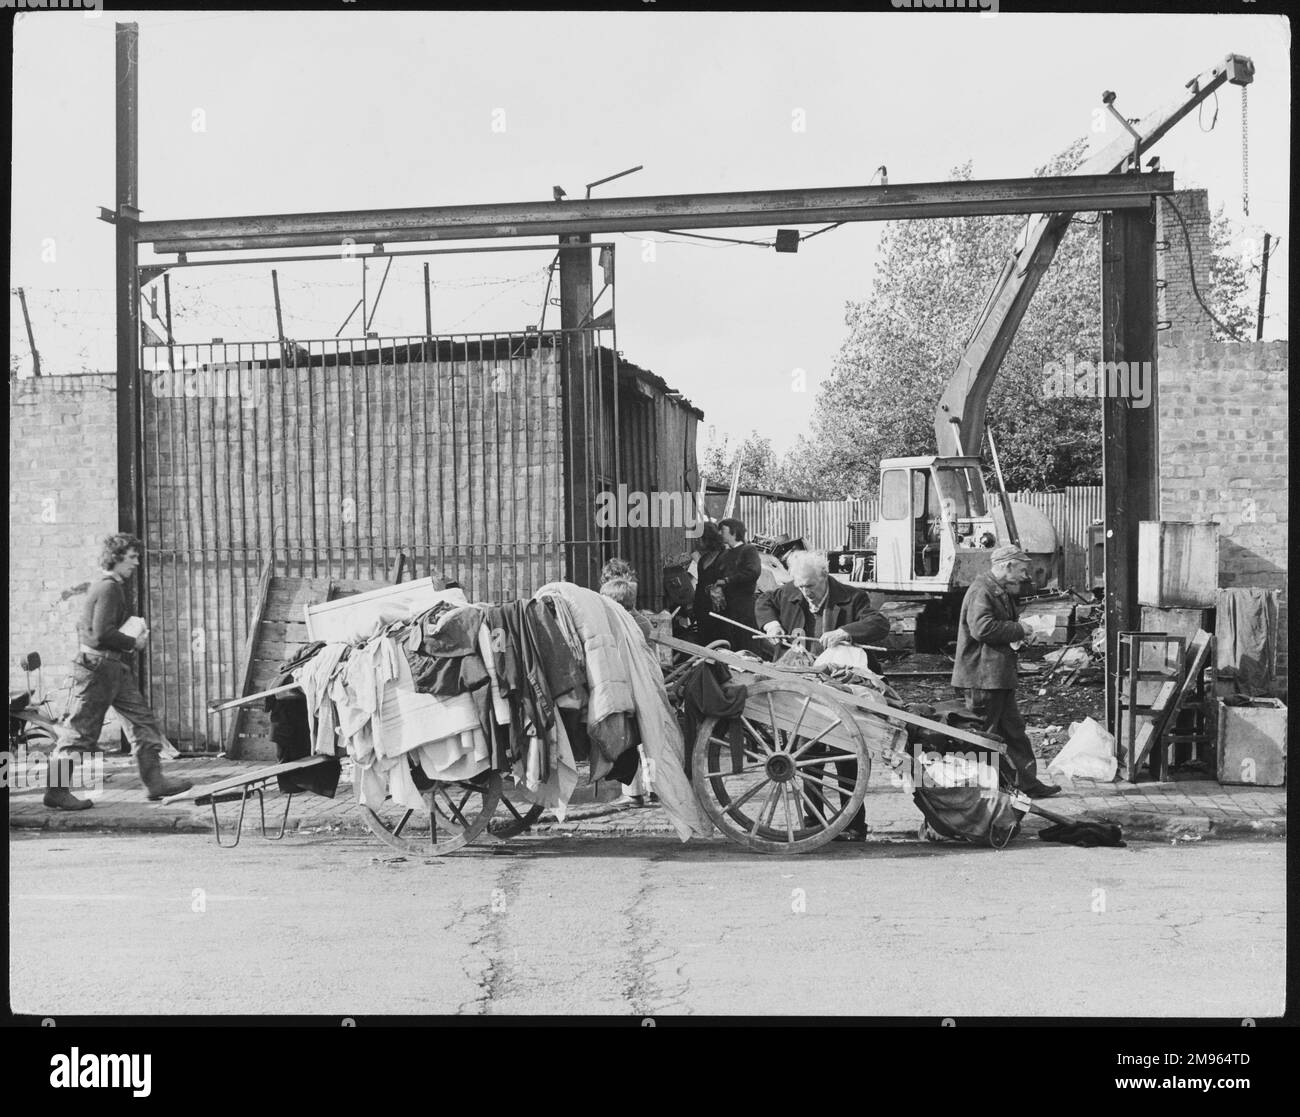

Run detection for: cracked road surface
[[10, 834, 1284, 1018]]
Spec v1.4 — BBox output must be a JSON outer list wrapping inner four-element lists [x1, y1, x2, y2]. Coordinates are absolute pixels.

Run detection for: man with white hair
[[756, 550, 889, 663], [755, 550, 890, 840], [951, 544, 1060, 799]]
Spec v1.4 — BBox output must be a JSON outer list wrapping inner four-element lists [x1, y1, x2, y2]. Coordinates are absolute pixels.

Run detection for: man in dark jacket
[[713, 518, 762, 653], [756, 550, 890, 839], [54, 533, 193, 806], [951, 545, 1060, 798], [756, 550, 890, 667]]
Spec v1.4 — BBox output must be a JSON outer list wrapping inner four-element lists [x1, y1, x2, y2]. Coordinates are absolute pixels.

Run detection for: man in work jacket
[[951, 544, 1061, 799], [51, 533, 193, 807], [756, 550, 890, 669], [756, 549, 891, 839]]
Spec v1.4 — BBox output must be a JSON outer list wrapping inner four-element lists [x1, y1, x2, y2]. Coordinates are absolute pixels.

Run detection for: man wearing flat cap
[[951, 544, 1060, 798]]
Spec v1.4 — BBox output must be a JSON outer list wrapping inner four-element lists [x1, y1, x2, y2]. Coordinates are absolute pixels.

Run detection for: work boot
[[1022, 779, 1062, 799], [43, 755, 94, 811], [136, 747, 193, 801]]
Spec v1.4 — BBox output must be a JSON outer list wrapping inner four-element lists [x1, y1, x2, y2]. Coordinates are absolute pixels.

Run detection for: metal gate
[[139, 327, 620, 751]]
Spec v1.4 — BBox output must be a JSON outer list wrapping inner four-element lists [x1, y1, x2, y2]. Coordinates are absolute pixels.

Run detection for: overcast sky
[[10, 10, 1290, 454]]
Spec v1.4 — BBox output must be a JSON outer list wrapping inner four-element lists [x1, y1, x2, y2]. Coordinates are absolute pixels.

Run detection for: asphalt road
[[9, 833, 1285, 1018]]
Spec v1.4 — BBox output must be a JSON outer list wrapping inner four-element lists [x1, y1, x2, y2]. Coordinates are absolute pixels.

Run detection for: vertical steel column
[[115, 22, 141, 537], [1101, 205, 1159, 735], [558, 234, 595, 587], [377, 341, 389, 582], [404, 337, 417, 580], [115, 23, 146, 716]]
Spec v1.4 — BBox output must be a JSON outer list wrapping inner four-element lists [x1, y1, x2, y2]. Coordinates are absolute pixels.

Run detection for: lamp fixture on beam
[[585, 164, 644, 199]]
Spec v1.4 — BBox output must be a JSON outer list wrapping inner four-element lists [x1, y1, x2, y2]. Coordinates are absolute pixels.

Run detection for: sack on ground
[[907, 752, 1025, 849], [913, 784, 1025, 849], [1047, 716, 1117, 781]]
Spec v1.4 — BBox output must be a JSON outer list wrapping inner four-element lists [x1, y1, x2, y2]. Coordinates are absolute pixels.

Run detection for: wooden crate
[[1137, 521, 1218, 607], [1141, 606, 1215, 649], [304, 577, 467, 643]]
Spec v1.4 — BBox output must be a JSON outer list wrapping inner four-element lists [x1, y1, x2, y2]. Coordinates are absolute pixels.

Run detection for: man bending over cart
[[755, 550, 890, 839]]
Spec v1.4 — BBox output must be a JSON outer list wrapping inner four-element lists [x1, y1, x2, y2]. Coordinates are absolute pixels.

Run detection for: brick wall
[[1154, 191, 1289, 683], [1156, 190, 1216, 338], [8, 374, 125, 740]]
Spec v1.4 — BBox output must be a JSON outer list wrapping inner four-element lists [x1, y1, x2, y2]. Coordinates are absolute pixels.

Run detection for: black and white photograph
[[6, 3, 1290, 1052]]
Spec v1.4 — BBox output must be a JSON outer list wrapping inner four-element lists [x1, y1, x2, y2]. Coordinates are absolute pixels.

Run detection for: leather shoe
[[1022, 780, 1062, 799]]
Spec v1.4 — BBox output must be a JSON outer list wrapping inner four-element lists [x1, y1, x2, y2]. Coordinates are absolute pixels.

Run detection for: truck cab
[[869, 456, 999, 592]]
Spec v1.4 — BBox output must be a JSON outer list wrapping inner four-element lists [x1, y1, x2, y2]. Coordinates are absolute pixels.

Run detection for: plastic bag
[[1047, 716, 1117, 781]]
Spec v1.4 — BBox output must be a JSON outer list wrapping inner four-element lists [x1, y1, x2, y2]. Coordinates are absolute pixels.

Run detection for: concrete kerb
[[9, 792, 1284, 843], [8, 810, 1284, 842], [524, 806, 1285, 843]]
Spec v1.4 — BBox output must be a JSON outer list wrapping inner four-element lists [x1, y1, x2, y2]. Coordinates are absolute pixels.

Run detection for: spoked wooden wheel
[[360, 770, 503, 855], [692, 679, 871, 854], [482, 785, 547, 840]]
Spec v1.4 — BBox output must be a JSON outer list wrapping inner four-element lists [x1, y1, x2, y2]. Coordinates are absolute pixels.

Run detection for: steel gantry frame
[[107, 20, 1169, 733]]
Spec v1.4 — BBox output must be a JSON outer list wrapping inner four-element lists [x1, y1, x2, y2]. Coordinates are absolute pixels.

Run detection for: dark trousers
[[800, 744, 868, 834], [59, 652, 167, 756], [964, 687, 1038, 788]]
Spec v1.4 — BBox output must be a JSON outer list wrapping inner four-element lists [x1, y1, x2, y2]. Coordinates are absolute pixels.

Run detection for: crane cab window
[[880, 470, 909, 519], [912, 469, 936, 520], [913, 469, 941, 577]]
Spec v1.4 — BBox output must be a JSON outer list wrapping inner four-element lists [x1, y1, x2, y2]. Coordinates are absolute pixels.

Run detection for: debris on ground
[[882, 651, 1106, 766]]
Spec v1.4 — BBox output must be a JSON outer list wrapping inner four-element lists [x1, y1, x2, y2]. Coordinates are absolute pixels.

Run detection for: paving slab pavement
[[7, 749, 1285, 844]]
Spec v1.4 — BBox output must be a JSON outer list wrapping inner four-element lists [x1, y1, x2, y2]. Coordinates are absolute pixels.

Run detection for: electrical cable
[[1198, 89, 1219, 132], [1161, 194, 1246, 342], [653, 229, 773, 248], [801, 167, 886, 244], [800, 222, 844, 243]]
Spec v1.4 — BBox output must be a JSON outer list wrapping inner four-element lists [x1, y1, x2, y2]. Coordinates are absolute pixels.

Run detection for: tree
[[700, 428, 786, 492], [1206, 204, 1256, 342], [802, 143, 1256, 498], [805, 141, 1102, 497]]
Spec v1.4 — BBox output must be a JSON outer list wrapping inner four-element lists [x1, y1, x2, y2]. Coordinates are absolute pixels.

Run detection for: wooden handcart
[[196, 634, 1003, 857], [654, 634, 1006, 854]]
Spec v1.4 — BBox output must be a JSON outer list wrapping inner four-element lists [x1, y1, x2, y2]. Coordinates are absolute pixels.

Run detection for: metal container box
[[1137, 521, 1218, 607], [1217, 698, 1287, 786]]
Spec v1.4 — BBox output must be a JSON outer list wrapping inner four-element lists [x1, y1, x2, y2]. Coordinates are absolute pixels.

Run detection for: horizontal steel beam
[[142, 173, 1174, 254], [136, 240, 618, 274]]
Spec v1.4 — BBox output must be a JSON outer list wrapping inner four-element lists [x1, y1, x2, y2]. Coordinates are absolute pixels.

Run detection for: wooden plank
[[756, 688, 906, 755], [329, 578, 387, 596], [263, 586, 331, 621], [209, 680, 301, 713], [161, 755, 335, 805], [255, 620, 313, 645], [1127, 631, 1210, 776], [652, 634, 1003, 752], [225, 561, 274, 759], [224, 576, 333, 762], [1150, 631, 1213, 759]]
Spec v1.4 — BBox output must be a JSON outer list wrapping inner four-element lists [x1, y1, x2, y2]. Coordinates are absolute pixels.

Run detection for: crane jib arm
[[933, 52, 1254, 461]]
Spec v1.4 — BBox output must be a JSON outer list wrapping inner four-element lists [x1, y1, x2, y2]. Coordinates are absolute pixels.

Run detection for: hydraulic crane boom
[[932, 53, 1255, 460]]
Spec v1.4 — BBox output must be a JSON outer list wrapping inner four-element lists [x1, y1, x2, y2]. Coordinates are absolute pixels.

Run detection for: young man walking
[[48, 533, 193, 808]]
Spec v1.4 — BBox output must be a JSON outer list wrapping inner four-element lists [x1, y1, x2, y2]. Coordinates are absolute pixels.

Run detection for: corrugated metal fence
[[138, 329, 614, 751], [732, 486, 1104, 588]]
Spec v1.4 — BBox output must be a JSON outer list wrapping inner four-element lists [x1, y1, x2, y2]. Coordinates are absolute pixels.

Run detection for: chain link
[[1241, 85, 1250, 217]]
